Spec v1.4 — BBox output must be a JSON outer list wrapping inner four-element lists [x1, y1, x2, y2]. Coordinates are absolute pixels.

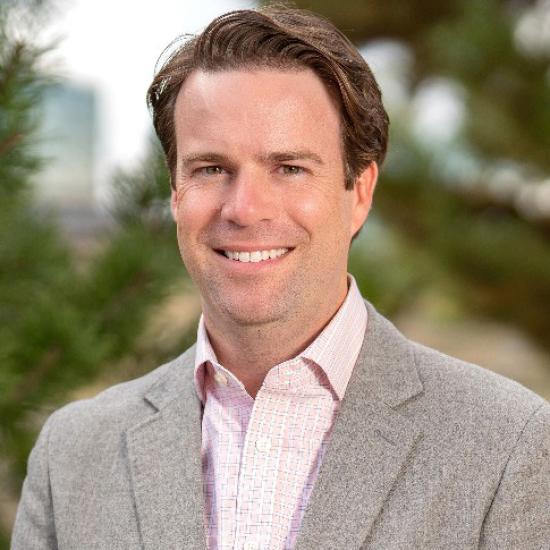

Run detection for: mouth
[[216, 248, 291, 263]]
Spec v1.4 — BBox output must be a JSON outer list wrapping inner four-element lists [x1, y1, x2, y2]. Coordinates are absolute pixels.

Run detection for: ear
[[350, 161, 378, 238], [170, 187, 178, 222]]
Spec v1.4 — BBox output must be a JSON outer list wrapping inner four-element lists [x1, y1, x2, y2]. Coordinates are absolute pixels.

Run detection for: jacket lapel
[[295, 303, 424, 550], [126, 347, 207, 550]]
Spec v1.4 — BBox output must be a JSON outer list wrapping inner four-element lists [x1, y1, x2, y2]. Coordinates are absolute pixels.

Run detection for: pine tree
[[0, 3, 194, 543]]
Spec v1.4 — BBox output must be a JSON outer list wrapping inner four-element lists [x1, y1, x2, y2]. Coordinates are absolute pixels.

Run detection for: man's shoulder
[[365, 301, 547, 419], [412, 339, 545, 408], [45, 344, 197, 443], [408, 338, 548, 441]]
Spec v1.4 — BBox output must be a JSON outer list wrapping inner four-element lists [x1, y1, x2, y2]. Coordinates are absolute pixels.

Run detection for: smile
[[222, 248, 289, 263]]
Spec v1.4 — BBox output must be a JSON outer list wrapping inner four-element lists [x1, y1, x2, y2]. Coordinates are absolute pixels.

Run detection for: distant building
[[33, 80, 96, 205], [32, 81, 108, 240]]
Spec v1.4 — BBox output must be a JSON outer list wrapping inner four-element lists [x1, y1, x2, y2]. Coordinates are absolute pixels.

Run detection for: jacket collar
[[126, 346, 207, 550]]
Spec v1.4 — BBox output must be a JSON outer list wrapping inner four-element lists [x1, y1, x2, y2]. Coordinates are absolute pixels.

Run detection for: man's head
[[148, 6, 388, 336], [147, 5, 389, 190]]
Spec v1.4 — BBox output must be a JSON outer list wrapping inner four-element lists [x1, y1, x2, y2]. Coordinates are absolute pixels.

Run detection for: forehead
[[173, 68, 343, 156]]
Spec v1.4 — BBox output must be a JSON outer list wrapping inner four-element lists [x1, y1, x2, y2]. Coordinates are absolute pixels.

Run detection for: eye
[[280, 164, 305, 176], [198, 165, 225, 176]]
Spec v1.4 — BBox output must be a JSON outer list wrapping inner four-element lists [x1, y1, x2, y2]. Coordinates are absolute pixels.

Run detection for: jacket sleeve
[[479, 401, 550, 549], [11, 414, 58, 550]]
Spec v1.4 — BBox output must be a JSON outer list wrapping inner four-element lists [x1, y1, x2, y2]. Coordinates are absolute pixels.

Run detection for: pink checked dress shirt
[[193, 277, 367, 550]]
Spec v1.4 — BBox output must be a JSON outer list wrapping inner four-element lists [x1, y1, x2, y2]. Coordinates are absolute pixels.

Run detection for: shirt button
[[255, 436, 271, 452], [214, 371, 228, 386]]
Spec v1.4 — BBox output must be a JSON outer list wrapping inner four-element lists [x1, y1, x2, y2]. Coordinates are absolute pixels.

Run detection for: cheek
[[286, 189, 351, 241], [174, 187, 219, 235]]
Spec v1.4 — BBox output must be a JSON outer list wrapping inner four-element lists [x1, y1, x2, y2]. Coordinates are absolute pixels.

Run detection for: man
[[12, 6, 549, 550]]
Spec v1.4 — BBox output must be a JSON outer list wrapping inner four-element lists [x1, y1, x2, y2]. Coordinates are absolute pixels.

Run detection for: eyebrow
[[180, 149, 324, 167], [259, 150, 324, 166], [179, 153, 228, 167]]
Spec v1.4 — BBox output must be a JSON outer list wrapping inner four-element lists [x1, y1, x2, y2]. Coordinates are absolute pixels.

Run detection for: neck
[[202, 288, 348, 398]]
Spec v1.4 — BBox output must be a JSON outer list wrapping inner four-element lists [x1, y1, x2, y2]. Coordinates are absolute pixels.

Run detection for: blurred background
[[1, 0, 549, 544]]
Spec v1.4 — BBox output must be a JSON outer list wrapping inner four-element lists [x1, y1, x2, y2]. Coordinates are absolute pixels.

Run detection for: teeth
[[223, 248, 289, 263]]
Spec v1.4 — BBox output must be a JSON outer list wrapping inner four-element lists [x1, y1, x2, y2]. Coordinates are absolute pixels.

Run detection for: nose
[[220, 169, 277, 227]]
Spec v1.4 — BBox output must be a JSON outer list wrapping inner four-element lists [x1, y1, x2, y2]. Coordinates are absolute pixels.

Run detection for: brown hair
[[147, 5, 389, 190]]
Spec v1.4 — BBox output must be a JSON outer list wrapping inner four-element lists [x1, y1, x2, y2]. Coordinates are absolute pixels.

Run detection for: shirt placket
[[233, 365, 301, 550], [204, 365, 253, 550]]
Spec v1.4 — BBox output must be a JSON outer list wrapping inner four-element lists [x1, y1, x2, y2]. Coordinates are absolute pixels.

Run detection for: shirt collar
[[299, 275, 367, 398], [193, 275, 367, 402]]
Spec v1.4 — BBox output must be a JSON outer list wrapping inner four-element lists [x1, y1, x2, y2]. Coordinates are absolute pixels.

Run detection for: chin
[[215, 297, 289, 327]]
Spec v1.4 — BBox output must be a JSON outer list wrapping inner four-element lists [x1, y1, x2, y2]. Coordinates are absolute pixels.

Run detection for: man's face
[[171, 68, 376, 330]]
